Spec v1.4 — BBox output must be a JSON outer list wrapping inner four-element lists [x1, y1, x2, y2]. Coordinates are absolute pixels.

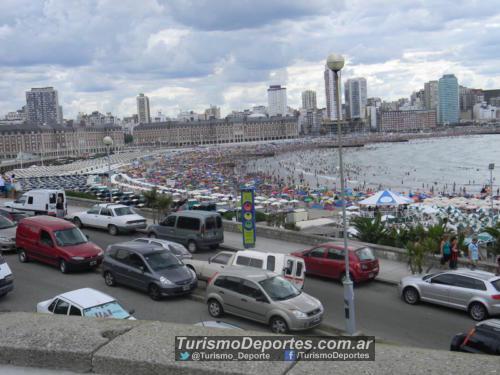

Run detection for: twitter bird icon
[[179, 352, 190, 361]]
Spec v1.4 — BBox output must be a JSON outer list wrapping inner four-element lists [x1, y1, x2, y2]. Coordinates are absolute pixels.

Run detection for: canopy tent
[[358, 190, 413, 206]]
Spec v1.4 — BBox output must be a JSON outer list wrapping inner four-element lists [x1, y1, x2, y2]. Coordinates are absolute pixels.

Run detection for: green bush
[[66, 191, 97, 200]]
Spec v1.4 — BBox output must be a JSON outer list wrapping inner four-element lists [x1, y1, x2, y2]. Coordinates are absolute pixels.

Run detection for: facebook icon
[[284, 350, 296, 361]]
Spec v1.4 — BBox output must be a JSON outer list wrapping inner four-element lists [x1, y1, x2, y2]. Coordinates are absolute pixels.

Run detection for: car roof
[[133, 238, 180, 246], [21, 216, 75, 230], [477, 319, 500, 330], [217, 267, 277, 281], [170, 210, 219, 218], [96, 203, 129, 209], [24, 189, 63, 194], [449, 268, 497, 281], [315, 242, 364, 251], [58, 288, 115, 309], [109, 241, 164, 254]]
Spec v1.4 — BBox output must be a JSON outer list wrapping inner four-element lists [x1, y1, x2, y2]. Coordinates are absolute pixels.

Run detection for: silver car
[[399, 269, 500, 321], [206, 267, 323, 333], [0, 216, 17, 253], [131, 238, 193, 260]]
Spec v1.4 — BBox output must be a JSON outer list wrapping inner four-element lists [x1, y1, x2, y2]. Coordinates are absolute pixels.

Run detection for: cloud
[[0, 0, 500, 119]]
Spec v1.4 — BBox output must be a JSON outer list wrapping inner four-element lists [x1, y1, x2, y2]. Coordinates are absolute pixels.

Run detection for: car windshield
[[144, 251, 183, 271], [113, 207, 134, 216], [356, 247, 375, 261], [422, 273, 439, 281], [492, 279, 500, 292], [169, 243, 189, 256], [83, 301, 129, 319], [54, 228, 88, 246], [259, 276, 301, 301], [0, 216, 15, 229]]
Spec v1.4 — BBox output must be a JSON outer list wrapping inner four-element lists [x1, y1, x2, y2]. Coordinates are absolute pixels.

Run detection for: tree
[[143, 188, 159, 223], [483, 222, 500, 256], [156, 194, 173, 221], [351, 214, 388, 244]]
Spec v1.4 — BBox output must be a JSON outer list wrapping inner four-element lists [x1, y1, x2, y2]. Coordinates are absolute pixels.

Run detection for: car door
[[304, 247, 327, 275], [97, 207, 113, 229], [421, 273, 454, 306], [325, 247, 345, 279], [157, 215, 177, 239], [83, 206, 101, 227], [447, 275, 484, 309], [112, 249, 133, 285], [212, 276, 242, 315], [123, 252, 150, 291], [38, 229, 58, 265], [202, 252, 232, 279], [236, 279, 270, 323]]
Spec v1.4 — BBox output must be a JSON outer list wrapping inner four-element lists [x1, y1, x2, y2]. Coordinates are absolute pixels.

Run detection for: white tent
[[358, 190, 413, 206]]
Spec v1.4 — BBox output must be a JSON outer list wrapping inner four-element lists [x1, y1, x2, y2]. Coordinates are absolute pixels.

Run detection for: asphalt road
[[0, 227, 476, 350]]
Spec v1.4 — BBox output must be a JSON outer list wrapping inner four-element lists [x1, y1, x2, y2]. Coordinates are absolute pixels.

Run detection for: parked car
[[102, 241, 197, 300], [185, 250, 306, 289], [450, 319, 500, 355], [0, 254, 14, 297], [147, 211, 224, 253], [0, 215, 17, 253], [72, 203, 147, 235], [0, 208, 31, 223], [206, 268, 323, 333], [131, 238, 192, 260], [4, 189, 66, 216], [399, 269, 500, 320], [16, 216, 104, 273], [37, 288, 135, 320], [291, 243, 379, 283]]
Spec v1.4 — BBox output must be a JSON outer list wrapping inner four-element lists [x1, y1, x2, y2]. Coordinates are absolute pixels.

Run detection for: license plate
[[182, 284, 190, 291], [89, 261, 97, 266]]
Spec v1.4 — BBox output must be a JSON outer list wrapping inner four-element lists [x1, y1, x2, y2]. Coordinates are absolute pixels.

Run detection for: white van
[[5, 189, 66, 216]]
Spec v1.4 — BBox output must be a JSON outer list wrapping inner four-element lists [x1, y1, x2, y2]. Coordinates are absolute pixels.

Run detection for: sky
[[1, 0, 500, 119]]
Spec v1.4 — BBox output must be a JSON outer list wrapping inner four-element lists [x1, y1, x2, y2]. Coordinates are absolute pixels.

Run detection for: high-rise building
[[424, 81, 438, 110], [438, 74, 459, 125], [267, 85, 287, 116], [344, 78, 367, 119], [324, 66, 342, 120], [301, 90, 317, 110], [204, 105, 221, 120], [136, 93, 151, 124], [25, 87, 61, 125]]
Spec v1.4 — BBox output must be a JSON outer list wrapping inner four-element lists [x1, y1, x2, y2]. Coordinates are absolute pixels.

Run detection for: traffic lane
[[302, 275, 474, 350]]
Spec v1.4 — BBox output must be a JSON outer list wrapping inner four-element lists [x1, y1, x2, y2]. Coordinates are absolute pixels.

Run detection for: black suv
[[102, 241, 197, 300], [451, 319, 500, 355]]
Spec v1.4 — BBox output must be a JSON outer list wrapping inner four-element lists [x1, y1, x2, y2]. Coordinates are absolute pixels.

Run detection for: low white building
[[473, 102, 498, 121]]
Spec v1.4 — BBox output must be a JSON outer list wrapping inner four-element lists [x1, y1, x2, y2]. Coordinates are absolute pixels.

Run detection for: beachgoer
[[450, 236, 458, 270], [468, 237, 480, 270], [440, 235, 451, 268]]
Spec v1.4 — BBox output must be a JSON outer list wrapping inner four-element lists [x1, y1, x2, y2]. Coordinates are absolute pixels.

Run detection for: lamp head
[[103, 136, 114, 146], [326, 53, 345, 72]]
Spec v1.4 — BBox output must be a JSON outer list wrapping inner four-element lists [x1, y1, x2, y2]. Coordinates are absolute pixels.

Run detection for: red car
[[16, 216, 103, 273], [292, 242, 379, 283]]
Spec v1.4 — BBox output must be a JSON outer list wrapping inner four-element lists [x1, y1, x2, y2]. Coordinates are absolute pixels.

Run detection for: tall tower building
[[301, 90, 317, 110], [438, 74, 459, 125], [267, 85, 287, 116], [324, 65, 342, 120], [25, 87, 61, 125], [344, 78, 367, 119], [424, 80, 438, 110], [136, 93, 151, 124]]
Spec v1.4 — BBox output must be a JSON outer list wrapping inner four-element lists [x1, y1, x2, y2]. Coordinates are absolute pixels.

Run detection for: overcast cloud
[[1, 0, 499, 119]]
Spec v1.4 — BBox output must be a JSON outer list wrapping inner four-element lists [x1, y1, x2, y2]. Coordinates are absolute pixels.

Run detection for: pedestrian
[[450, 236, 459, 270], [468, 237, 480, 270], [56, 196, 65, 219], [440, 234, 451, 268]]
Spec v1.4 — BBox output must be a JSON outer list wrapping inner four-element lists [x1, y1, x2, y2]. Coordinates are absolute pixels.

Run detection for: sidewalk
[[0, 365, 81, 375]]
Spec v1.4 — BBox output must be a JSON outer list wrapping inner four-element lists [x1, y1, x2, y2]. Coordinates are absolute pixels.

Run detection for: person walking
[[56, 196, 65, 219], [440, 234, 451, 268], [450, 236, 459, 270], [468, 237, 480, 270]]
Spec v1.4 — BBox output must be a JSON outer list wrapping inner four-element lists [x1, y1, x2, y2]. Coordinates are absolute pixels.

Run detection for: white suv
[[72, 203, 147, 235]]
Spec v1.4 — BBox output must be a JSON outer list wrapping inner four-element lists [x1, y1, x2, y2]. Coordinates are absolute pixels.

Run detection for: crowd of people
[[0, 174, 20, 199]]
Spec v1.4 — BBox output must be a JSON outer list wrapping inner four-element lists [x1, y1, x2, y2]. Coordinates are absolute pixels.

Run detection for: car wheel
[[208, 299, 223, 317], [403, 287, 420, 305], [270, 316, 289, 334], [104, 271, 116, 286], [18, 249, 29, 263], [148, 284, 161, 301], [187, 240, 197, 253], [59, 259, 69, 274], [108, 225, 118, 236], [469, 302, 487, 321], [148, 232, 157, 238], [73, 217, 83, 228]]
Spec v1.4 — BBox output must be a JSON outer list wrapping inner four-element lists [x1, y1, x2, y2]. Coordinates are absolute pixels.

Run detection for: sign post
[[240, 188, 256, 248]]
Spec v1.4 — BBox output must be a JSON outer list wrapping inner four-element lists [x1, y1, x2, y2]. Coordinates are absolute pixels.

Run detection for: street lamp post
[[103, 136, 114, 202], [327, 53, 356, 335], [489, 163, 495, 224]]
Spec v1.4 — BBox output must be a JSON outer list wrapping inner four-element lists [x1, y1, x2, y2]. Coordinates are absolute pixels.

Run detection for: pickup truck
[[184, 250, 306, 288]]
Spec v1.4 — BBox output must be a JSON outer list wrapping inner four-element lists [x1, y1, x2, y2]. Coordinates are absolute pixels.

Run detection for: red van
[[16, 216, 103, 273], [292, 242, 379, 283]]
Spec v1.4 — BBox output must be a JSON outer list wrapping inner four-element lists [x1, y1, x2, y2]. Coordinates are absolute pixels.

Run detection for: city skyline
[[1, 1, 500, 119]]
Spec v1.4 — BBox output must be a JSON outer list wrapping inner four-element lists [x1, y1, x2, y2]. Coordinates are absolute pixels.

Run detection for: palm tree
[[143, 188, 159, 223], [351, 214, 388, 244], [156, 194, 173, 222], [483, 222, 500, 256]]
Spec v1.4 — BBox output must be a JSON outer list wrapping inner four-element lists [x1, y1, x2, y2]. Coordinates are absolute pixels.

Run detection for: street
[[0, 225, 477, 350]]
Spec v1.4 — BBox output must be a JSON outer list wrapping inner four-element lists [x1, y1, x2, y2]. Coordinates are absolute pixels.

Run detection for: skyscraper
[[424, 81, 438, 110], [267, 85, 287, 116], [25, 87, 61, 125], [438, 74, 459, 125], [301, 90, 317, 110], [136, 93, 151, 124], [324, 65, 342, 120], [344, 78, 367, 119]]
